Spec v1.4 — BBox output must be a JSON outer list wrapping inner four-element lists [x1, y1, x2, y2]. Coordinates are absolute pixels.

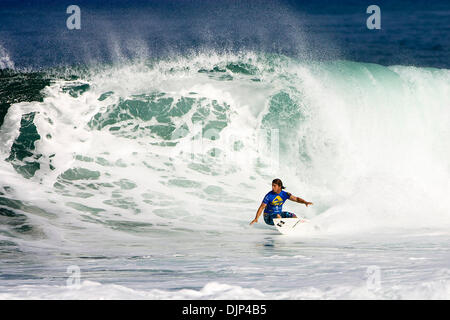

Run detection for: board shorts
[[263, 211, 297, 225]]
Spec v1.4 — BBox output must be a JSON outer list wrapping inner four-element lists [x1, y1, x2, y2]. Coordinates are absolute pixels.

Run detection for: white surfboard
[[272, 217, 308, 235]]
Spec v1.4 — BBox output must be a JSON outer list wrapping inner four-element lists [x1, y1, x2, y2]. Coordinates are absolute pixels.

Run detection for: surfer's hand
[[305, 202, 313, 207], [250, 219, 258, 225]]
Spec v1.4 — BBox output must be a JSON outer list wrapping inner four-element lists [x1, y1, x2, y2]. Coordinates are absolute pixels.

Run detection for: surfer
[[250, 178, 313, 226]]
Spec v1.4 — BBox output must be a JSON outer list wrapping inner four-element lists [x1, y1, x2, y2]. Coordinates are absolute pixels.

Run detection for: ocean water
[[0, 1, 449, 299]]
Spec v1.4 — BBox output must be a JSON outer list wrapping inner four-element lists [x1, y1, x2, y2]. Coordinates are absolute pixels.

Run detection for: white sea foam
[[2, 278, 450, 300]]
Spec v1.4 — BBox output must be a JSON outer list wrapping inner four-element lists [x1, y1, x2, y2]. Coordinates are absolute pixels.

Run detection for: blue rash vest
[[262, 190, 291, 214]]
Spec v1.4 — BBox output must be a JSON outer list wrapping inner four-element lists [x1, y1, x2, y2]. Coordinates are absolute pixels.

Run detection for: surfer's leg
[[263, 213, 275, 225], [281, 211, 297, 218]]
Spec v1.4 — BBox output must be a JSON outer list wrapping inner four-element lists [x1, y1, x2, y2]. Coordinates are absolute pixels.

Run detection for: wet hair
[[272, 178, 285, 189]]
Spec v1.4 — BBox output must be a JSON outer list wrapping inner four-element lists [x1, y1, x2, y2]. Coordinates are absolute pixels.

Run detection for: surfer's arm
[[250, 203, 266, 225], [289, 195, 313, 206]]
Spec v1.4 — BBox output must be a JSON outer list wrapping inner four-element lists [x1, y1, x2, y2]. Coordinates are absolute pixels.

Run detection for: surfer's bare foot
[[276, 214, 281, 218]]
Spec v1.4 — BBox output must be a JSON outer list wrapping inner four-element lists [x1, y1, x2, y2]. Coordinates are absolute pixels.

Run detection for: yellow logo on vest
[[271, 195, 284, 206]]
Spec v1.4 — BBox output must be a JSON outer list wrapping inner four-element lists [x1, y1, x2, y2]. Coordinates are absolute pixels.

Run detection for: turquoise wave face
[[88, 93, 230, 142], [0, 52, 449, 246]]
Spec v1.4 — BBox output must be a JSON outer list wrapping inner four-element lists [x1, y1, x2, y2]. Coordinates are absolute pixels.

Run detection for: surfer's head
[[272, 178, 285, 193]]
